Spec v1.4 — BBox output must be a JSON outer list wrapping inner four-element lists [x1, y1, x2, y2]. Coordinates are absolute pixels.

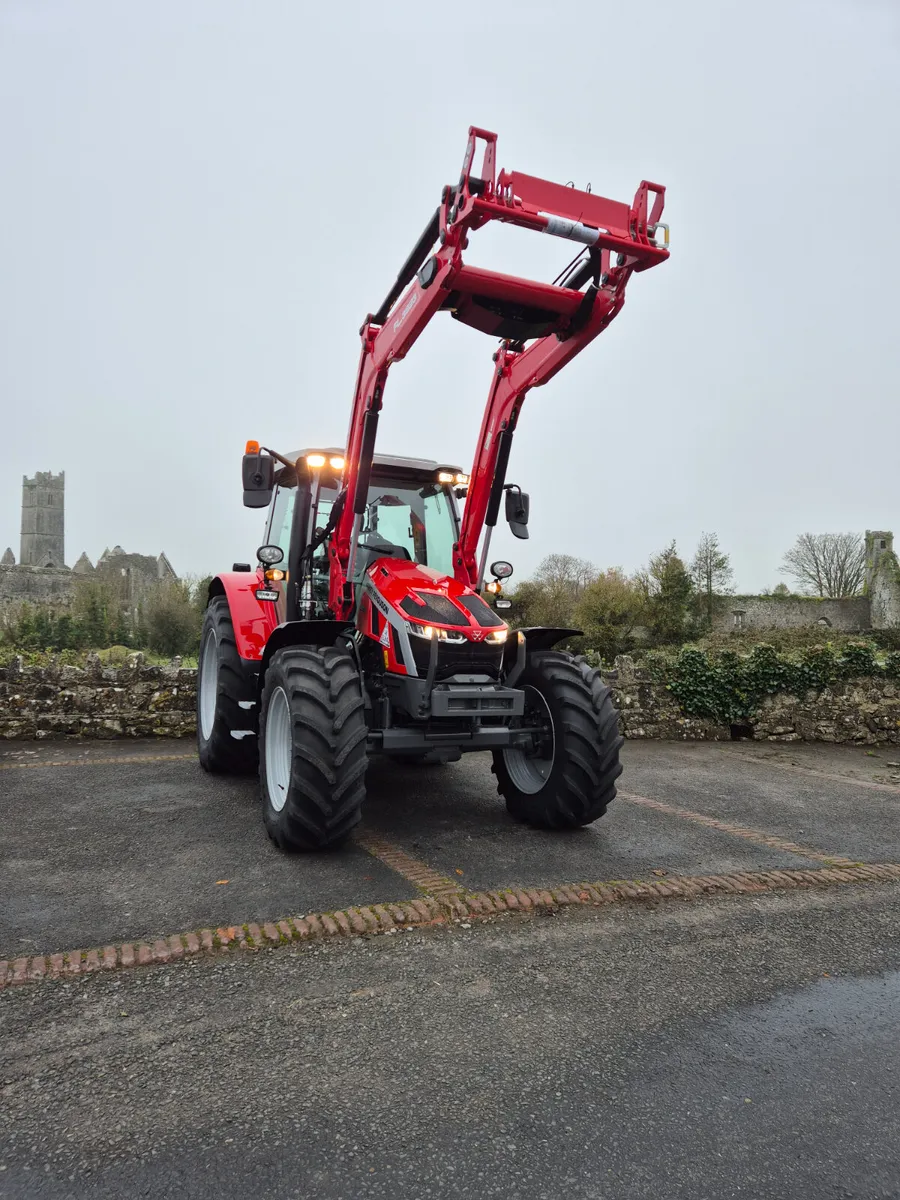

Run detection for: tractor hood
[[365, 557, 508, 639]]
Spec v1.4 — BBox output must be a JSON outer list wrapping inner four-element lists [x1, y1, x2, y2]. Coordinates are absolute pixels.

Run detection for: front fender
[[517, 626, 583, 651], [209, 572, 279, 661], [502, 626, 584, 687]]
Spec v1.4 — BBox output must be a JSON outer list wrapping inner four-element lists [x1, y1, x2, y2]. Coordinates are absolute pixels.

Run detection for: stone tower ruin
[[866, 530, 900, 630], [20, 471, 65, 568]]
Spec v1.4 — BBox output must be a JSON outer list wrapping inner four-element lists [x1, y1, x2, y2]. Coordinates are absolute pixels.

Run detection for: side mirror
[[242, 450, 275, 509], [504, 488, 530, 540]]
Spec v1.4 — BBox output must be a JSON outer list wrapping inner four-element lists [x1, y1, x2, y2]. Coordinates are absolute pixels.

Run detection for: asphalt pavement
[[2, 737, 900, 1198], [2, 887, 899, 1199], [3, 738, 883, 959]]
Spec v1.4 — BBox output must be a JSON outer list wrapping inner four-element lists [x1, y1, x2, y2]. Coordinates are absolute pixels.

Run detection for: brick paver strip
[[6, 862, 900, 990], [618, 790, 857, 865], [0, 753, 199, 771], [354, 831, 467, 898]]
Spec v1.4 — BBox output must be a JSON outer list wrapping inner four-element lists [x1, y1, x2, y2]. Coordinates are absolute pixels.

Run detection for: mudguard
[[208, 572, 280, 662]]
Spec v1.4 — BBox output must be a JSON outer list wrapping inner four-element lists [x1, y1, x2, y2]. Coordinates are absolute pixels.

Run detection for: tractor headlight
[[406, 622, 466, 643], [485, 629, 508, 645]]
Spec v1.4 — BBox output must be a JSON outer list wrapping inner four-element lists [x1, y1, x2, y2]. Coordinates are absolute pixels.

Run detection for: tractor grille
[[409, 636, 503, 681]]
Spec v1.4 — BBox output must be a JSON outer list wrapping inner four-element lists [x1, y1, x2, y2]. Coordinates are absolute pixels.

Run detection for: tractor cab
[[250, 448, 468, 624]]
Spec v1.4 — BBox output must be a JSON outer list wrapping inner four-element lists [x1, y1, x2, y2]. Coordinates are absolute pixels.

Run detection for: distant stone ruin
[[712, 530, 900, 634], [1, 471, 177, 620]]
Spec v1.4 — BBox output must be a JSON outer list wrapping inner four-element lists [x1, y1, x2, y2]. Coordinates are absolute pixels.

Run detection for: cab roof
[[276, 447, 464, 486], [290, 448, 462, 473]]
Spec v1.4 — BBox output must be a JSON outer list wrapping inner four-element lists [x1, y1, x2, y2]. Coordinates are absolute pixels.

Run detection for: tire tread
[[260, 645, 367, 851], [493, 650, 623, 830]]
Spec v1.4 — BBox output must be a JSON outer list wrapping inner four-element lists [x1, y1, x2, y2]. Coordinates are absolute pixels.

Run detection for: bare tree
[[533, 554, 597, 595], [780, 532, 866, 598], [690, 532, 733, 625], [510, 554, 597, 628]]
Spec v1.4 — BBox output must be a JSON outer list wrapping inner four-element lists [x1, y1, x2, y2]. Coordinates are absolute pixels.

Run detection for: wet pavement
[[2, 885, 899, 1199], [3, 737, 900, 1198], [4, 737, 893, 959]]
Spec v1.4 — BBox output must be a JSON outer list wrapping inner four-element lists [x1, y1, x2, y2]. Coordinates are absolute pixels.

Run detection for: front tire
[[259, 645, 368, 851], [493, 650, 623, 830], [197, 596, 258, 774]]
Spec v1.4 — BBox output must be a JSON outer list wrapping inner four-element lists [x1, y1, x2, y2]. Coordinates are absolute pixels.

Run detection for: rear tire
[[197, 596, 258, 774], [259, 645, 368, 851], [492, 650, 623, 830]]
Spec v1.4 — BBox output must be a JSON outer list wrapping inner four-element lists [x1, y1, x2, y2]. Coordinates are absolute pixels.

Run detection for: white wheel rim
[[265, 686, 292, 813], [502, 686, 555, 794], [199, 628, 218, 741]]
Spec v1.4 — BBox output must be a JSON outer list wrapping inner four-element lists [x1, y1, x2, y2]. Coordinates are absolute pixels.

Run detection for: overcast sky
[[1, 0, 898, 592]]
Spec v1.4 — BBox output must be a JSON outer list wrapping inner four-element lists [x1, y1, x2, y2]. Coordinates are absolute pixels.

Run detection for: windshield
[[313, 479, 458, 581], [360, 483, 456, 577]]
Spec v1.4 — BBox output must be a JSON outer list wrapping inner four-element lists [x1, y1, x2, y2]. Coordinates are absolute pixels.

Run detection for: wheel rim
[[199, 628, 218, 741], [265, 686, 292, 813], [502, 685, 555, 794]]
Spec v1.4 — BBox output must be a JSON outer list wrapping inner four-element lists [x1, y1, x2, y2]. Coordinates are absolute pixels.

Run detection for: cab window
[[266, 485, 296, 559]]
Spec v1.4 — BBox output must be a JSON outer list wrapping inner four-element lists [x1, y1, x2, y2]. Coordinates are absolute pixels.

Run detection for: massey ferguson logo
[[469, 630, 486, 642]]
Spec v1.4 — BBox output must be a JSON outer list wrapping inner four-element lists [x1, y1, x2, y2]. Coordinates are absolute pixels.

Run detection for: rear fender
[[208, 572, 279, 662]]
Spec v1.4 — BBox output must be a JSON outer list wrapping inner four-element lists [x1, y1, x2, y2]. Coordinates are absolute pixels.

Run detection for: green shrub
[[661, 638, 891, 725]]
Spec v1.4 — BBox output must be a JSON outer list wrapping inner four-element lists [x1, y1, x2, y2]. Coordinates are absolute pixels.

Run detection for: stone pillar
[[20, 471, 65, 568]]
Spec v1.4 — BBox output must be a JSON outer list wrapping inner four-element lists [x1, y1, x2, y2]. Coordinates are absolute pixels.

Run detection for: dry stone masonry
[[2, 654, 898, 745], [0, 655, 196, 739]]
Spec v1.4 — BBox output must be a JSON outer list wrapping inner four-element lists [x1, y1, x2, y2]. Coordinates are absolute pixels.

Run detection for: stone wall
[[711, 595, 871, 634], [0, 655, 196, 739], [0, 565, 75, 618], [606, 656, 900, 745], [752, 679, 900, 743], [2, 656, 899, 746]]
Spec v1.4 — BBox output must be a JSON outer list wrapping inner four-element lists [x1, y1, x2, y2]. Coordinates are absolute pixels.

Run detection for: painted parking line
[[618, 790, 857, 865], [4, 862, 900, 990]]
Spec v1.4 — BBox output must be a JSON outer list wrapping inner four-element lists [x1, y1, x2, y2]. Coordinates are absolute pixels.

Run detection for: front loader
[[198, 127, 669, 850]]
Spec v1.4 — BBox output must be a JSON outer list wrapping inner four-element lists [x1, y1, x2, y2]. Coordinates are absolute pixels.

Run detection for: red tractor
[[198, 128, 669, 850]]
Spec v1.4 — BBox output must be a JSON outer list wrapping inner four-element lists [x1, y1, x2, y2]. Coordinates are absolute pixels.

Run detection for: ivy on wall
[[648, 641, 900, 725]]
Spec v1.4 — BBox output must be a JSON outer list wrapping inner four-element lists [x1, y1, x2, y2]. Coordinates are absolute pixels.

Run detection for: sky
[[1, 0, 898, 593]]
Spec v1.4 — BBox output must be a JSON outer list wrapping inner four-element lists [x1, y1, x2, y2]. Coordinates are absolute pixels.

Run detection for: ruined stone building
[[713, 530, 900, 634], [1, 471, 177, 621]]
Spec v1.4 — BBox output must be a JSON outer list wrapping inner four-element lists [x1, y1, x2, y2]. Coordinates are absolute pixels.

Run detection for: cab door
[[263, 483, 296, 625]]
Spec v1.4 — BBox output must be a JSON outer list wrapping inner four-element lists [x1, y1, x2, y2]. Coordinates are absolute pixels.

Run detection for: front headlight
[[406, 622, 466, 643], [485, 629, 508, 645]]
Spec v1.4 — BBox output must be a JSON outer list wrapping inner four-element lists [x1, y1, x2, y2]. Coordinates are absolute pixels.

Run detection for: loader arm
[[329, 127, 668, 618]]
